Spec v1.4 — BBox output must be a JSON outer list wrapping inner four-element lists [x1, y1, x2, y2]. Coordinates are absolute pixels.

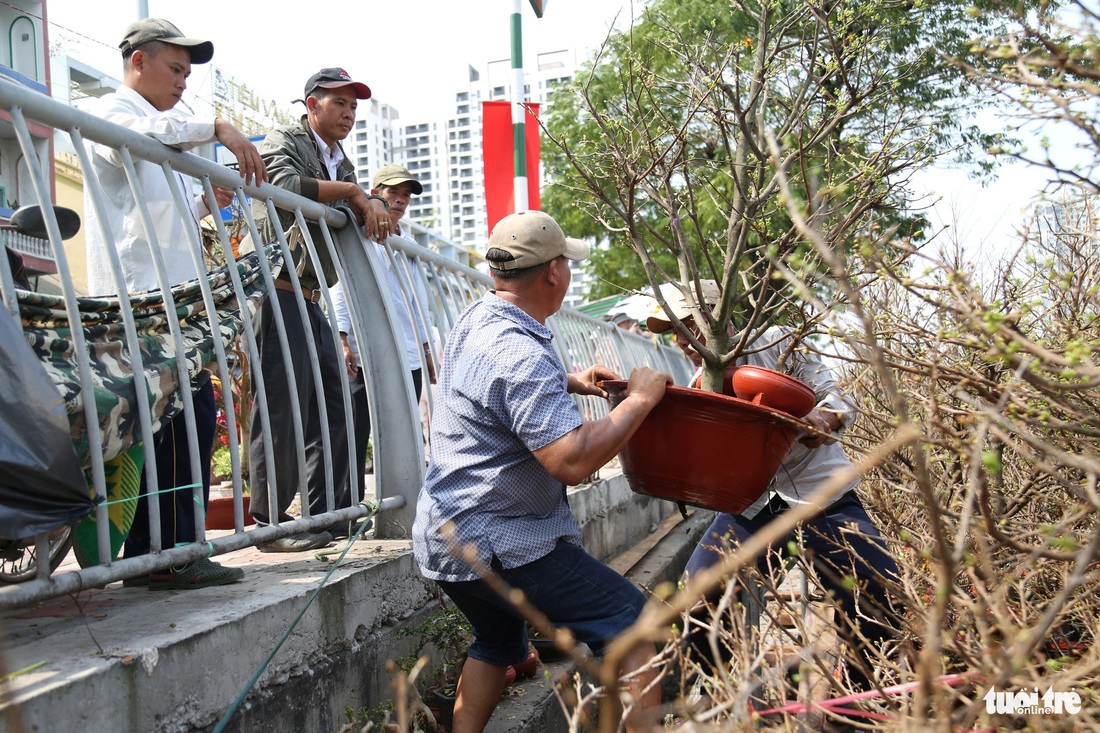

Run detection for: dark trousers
[[684, 492, 902, 686], [124, 379, 215, 557], [345, 366, 422, 502], [248, 289, 349, 523]]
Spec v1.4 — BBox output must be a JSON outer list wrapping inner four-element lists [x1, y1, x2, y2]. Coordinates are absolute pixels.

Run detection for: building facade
[[0, 1, 56, 279], [342, 48, 593, 304]]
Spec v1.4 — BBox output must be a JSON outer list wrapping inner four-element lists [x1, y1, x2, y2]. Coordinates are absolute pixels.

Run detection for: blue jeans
[[684, 492, 902, 684], [436, 539, 646, 667]]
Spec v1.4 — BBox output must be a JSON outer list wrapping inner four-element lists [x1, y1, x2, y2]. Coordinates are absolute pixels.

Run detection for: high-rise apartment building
[[341, 48, 595, 305]]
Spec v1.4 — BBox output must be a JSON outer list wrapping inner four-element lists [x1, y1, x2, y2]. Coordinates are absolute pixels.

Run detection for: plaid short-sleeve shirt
[[412, 293, 584, 582]]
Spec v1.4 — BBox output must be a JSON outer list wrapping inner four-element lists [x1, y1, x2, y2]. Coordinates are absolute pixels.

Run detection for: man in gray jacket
[[248, 68, 388, 551]]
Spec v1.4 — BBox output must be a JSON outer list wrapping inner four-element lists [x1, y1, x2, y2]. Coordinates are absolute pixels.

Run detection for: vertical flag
[[482, 100, 540, 236]]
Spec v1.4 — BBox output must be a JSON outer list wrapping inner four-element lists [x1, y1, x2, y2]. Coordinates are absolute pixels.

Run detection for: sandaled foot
[[148, 558, 244, 590], [257, 531, 333, 553]]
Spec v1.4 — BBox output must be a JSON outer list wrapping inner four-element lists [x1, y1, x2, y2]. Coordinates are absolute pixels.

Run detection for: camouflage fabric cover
[[17, 248, 281, 468]]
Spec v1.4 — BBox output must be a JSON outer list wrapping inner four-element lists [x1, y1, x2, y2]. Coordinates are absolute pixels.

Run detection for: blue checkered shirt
[[412, 293, 584, 582]]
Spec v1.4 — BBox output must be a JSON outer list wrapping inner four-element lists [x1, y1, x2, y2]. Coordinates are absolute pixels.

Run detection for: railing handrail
[[0, 73, 691, 610], [0, 77, 343, 229]]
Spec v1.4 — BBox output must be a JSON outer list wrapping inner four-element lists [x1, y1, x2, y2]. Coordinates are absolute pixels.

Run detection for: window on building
[[492, 86, 505, 97]]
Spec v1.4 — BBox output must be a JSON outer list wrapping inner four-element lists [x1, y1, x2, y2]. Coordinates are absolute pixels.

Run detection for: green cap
[[372, 165, 422, 195], [119, 18, 213, 64]]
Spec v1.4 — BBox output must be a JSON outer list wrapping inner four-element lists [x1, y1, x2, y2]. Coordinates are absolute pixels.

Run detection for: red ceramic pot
[[731, 365, 816, 418], [603, 381, 809, 515], [204, 495, 254, 531]]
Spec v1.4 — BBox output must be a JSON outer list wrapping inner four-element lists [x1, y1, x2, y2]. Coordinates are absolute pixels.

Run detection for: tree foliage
[[945, 0, 1100, 192], [542, 0, 1005, 391]]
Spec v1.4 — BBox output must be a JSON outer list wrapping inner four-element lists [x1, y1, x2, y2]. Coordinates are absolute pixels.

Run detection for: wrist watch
[[365, 193, 390, 211]]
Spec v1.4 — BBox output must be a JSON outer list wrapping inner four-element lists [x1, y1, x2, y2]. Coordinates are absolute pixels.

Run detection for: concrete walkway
[[0, 470, 710, 733]]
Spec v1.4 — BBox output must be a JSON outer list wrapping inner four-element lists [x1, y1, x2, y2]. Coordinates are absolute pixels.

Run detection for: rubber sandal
[[148, 558, 244, 590]]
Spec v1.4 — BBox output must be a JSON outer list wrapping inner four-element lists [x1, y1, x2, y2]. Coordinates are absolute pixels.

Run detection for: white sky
[[43, 0, 641, 121], [42, 0, 1060, 260]]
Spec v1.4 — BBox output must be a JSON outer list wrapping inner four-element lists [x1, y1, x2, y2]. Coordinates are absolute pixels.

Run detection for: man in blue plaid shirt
[[413, 211, 670, 733]]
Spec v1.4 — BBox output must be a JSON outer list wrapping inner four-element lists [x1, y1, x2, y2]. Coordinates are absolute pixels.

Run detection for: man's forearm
[[534, 392, 659, 485], [313, 179, 359, 204]]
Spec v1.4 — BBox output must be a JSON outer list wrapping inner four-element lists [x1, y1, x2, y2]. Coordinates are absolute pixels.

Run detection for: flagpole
[[510, 0, 528, 213]]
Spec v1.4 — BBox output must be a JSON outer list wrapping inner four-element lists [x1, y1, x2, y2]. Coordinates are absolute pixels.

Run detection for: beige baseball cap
[[645, 279, 722, 333], [372, 165, 423, 195], [486, 211, 589, 271]]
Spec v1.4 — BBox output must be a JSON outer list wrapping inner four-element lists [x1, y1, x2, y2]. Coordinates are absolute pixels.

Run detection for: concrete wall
[[0, 472, 679, 733]]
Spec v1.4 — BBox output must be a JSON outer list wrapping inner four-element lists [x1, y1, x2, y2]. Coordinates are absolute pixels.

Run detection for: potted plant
[[397, 605, 473, 731]]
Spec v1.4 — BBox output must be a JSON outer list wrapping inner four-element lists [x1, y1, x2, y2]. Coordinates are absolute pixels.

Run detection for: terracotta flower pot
[[204, 495, 254, 531], [603, 381, 809, 515]]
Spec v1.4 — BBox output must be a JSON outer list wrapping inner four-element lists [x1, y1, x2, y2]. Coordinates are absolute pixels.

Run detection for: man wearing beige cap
[[83, 18, 266, 589], [412, 210, 667, 733], [329, 164, 435, 535]]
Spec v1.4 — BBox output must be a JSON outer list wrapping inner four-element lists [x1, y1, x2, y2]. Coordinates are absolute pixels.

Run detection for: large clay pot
[[603, 381, 809, 515], [204, 495, 254, 531]]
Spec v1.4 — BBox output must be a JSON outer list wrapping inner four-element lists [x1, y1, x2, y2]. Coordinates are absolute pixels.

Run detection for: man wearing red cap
[[83, 18, 266, 588], [247, 68, 389, 551]]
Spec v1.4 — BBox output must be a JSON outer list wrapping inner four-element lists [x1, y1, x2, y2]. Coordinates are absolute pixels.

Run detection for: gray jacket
[[251, 117, 357, 290]]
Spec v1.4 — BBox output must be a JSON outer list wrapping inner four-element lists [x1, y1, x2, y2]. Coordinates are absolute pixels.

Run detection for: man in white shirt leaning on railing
[[83, 18, 266, 589]]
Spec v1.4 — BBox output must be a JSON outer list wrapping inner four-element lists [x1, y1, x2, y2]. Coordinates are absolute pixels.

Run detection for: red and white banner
[[481, 100, 540, 237]]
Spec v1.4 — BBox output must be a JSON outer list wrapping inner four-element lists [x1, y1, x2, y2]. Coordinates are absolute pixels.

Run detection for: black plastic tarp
[[0, 305, 94, 540]]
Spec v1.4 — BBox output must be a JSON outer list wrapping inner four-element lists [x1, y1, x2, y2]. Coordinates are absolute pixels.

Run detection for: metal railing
[[0, 76, 691, 608]]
